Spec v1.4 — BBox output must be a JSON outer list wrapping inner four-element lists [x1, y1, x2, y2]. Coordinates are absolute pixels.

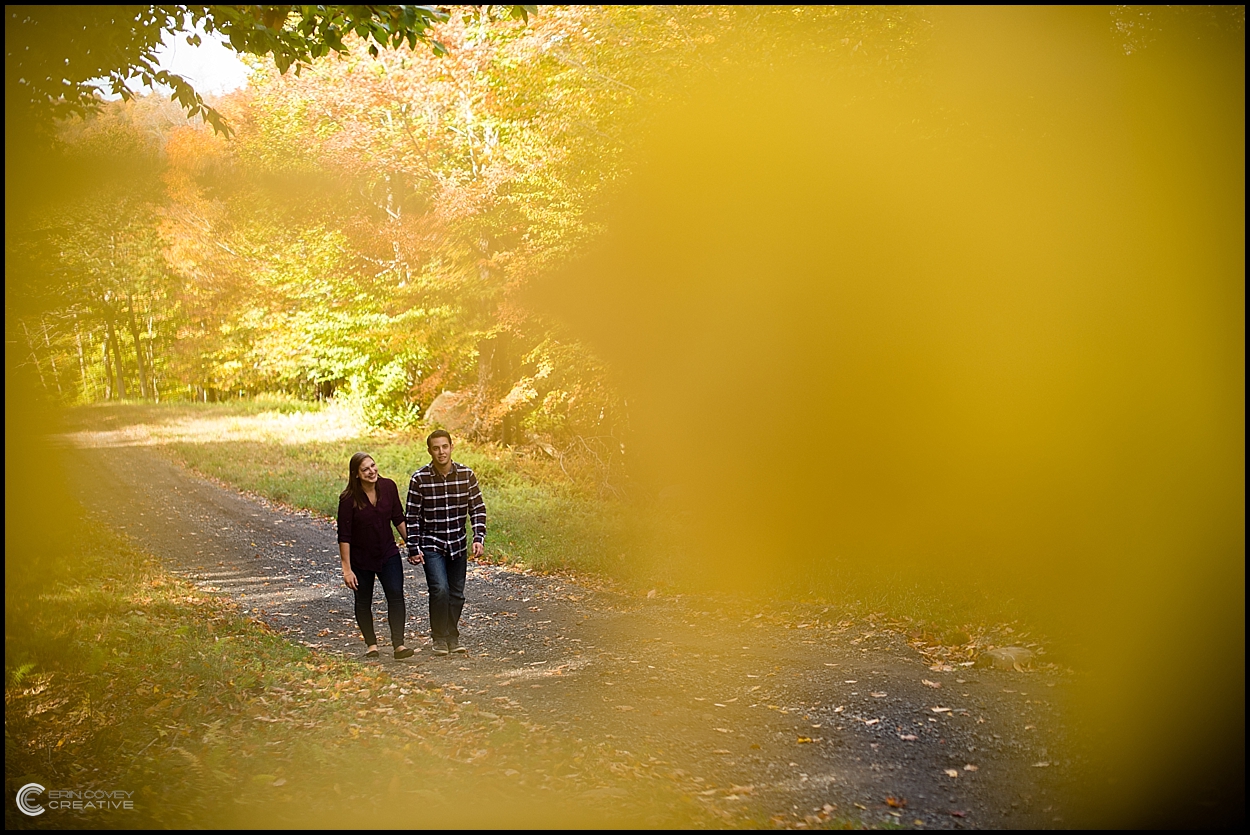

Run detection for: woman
[[337, 452, 414, 659]]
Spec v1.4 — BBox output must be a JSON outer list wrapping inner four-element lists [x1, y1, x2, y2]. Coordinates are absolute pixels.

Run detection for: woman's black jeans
[[352, 554, 405, 647]]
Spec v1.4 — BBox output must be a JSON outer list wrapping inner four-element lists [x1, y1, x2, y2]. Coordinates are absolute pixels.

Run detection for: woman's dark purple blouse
[[336, 477, 404, 571]]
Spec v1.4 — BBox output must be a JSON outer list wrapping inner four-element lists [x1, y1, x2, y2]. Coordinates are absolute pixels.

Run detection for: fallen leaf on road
[[864, 719, 880, 726], [930, 664, 955, 672], [944, 769, 959, 778], [963, 764, 978, 771], [715, 728, 731, 734], [271, 778, 287, 787], [931, 707, 952, 713], [922, 679, 942, 688], [647, 589, 657, 598], [797, 736, 814, 744], [950, 810, 966, 818], [833, 706, 844, 713], [899, 734, 918, 741], [886, 796, 907, 808], [699, 788, 718, 796], [1032, 761, 1051, 768], [871, 692, 887, 698], [854, 803, 867, 810], [712, 749, 731, 754], [615, 705, 635, 712]]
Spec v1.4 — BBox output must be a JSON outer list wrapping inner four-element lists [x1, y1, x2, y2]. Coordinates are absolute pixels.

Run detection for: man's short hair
[[427, 429, 452, 448]]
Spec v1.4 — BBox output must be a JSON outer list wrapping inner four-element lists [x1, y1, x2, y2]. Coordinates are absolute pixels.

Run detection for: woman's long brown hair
[[340, 451, 374, 510]]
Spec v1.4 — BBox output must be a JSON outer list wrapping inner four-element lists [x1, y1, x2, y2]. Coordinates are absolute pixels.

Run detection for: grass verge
[[68, 402, 677, 588], [63, 401, 1038, 631], [4, 514, 707, 829]]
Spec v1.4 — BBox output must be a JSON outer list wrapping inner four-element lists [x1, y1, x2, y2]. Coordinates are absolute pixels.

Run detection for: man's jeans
[[421, 547, 466, 642]]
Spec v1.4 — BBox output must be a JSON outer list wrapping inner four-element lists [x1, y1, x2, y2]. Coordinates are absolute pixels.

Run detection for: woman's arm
[[337, 494, 357, 589], [339, 541, 357, 590]]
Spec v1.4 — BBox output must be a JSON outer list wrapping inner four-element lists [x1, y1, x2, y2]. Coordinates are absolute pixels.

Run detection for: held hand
[[343, 568, 358, 590], [472, 541, 484, 559], [407, 548, 424, 566]]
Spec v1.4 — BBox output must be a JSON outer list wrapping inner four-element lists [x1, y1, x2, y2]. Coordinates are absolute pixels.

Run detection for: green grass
[[67, 401, 675, 587], [62, 401, 1038, 631], [171, 437, 643, 576]]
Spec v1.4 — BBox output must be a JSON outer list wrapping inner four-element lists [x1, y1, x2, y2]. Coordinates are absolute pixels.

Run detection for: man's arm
[[404, 473, 425, 564], [467, 471, 487, 558]]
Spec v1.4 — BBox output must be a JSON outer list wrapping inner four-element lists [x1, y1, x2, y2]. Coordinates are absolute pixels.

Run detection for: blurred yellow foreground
[[539, 8, 1244, 826]]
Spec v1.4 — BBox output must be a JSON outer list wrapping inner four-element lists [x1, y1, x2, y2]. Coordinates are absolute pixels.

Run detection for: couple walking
[[335, 429, 487, 659]]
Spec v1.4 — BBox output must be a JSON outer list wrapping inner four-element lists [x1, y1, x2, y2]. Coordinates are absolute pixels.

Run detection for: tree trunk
[[19, 319, 49, 392], [477, 331, 518, 444], [145, 310, 159, 402], [102, 310, 127, 400], [126, 293, 149, 399], [74, 316, 88, 397], [40, 317, 63, 396], [101, 333, 113, 401]]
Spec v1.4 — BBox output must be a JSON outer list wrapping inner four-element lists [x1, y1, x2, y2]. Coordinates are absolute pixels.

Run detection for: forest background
[[11, 6, 933, 493]]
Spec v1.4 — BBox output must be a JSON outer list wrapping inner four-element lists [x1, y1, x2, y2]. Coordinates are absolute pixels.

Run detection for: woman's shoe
[[364, 648, 380, 659], [394, 646, 415, 659]]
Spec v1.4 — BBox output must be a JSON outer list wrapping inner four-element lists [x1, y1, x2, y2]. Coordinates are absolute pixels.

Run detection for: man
[[405, 429, 487, 656]]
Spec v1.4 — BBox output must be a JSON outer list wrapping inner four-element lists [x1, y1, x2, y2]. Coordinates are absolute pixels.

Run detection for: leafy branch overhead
[[6, 4, 537, 135]]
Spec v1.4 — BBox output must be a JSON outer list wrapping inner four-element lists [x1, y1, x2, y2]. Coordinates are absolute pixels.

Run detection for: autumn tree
[[10, 5, 932, 489]]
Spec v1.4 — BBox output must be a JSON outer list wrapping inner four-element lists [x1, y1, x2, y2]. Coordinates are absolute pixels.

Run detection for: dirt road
[[65, 438, 1075, 828]]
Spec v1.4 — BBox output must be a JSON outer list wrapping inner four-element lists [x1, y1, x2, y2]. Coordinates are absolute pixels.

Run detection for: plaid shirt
[[404, 461, 487, 560]]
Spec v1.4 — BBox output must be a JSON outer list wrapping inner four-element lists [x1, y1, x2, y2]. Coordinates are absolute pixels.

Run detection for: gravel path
[[65, 439, 1076, 828]]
